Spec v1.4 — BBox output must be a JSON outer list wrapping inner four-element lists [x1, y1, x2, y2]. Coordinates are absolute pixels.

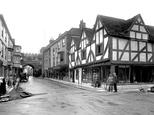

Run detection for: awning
[[58, 64, 69, 69], [53, 66, 61, 70]]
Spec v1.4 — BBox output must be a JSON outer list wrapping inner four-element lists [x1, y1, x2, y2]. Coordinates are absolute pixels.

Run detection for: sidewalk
[[46, 78, 154, 93]]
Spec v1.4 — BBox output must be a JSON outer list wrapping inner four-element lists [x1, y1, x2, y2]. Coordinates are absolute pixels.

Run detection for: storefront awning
[[53, 66, 61, 70]]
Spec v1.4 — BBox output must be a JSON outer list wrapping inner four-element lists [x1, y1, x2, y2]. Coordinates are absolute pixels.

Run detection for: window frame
[[96, 44, 102, 56], [81, 49, 86, 60], [62, 38, 65, 47], [71, 53, 75, 61]]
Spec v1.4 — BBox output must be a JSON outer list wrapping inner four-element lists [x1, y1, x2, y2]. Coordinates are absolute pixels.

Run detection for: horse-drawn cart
[[19, 73, 29, 82]]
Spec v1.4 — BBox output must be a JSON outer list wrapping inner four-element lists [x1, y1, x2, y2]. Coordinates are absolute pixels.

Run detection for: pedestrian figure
[[113, 72, 118, 92], [13, 74, 17, 87], [107, 74, 114, 92]]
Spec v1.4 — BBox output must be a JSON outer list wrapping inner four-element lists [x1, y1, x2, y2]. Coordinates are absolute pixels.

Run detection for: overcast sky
[[0, 0, 154, 53]]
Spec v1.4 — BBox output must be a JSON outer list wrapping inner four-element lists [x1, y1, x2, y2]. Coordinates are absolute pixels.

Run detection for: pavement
[[45, 77, 154, 93]]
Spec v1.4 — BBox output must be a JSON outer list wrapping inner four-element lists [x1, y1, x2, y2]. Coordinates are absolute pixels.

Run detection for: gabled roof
[[68, 28, 82, 36], [67, 28, 82, 50], [124, 14, 140, 32], [73, 36, 81, 50], [146, 25, 154, 41], [98, 14, 125, 36], [98, 14, 146, 37], [85, 28, 93, 42], [97, 14, 154, 41]]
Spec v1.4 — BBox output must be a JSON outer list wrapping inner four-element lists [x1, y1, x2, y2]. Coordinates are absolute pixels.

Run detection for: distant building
[[0, 14, 22, 95], [13, 44, 22, 75], [0, 14, 14, 79], [42, 21, 83, 79]]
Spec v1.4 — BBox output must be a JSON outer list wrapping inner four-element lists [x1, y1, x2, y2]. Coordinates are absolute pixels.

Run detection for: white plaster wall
[[72, 61, 74, 67], [78, 68, 82, 84], [147, 43, 152, 52], [131, 41, 138, 51], [82, 59, 86, 64], [91, 53, 94, 62], [121, 52, 129, 61], [87, 46, 90, 58], [112, 37, 117, 49], [140, 53, 146, 62], [74, 69, 77, 83], [112, 51, 117, 60], [104, 37, 108, 50], [96, 55, 101, 60], [119, 39, 127, 50], [69, 63, 71, 68], [79, 49, 81, 64], [91, 43, 95, 56], [104, 48, 109, 59], [75, 51, 77, 63], [148, 53, 152, 61], [139, 42, 146, 50]]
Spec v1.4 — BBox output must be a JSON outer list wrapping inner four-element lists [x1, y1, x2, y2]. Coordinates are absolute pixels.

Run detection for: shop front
[[111, 64, 154, 83]]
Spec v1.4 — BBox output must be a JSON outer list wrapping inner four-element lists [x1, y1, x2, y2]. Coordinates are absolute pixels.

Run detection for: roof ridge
[[98, 14, 126, 21]]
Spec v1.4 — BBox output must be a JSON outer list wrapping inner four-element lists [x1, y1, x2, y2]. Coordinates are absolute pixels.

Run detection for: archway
[[22, 64, 35, 77]]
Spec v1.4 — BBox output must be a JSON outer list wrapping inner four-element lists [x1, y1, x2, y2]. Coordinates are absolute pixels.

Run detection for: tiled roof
[[98, 14, 154, 41], [124, 14, 140, 32], [98, 15, 125, 36], [85, 28, 93, 42], [67, 28, 82, 50], [146, 25, 154, 41], [73, 36, 81, 50], [68, 28, 82, 36], [98, 14, 140, 36]]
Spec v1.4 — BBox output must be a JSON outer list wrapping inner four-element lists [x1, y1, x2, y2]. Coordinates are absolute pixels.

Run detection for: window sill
[[96, 53, 102, 56]]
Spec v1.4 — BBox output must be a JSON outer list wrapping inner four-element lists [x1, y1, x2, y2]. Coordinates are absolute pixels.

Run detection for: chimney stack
[[79, 20, 86, 29], [49, 37, 54, 44]]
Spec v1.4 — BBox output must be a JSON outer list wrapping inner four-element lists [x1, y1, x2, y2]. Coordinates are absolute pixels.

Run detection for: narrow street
[[0, 76, 154, 115]]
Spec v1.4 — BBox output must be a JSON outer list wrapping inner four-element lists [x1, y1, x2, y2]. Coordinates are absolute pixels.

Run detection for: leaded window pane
[[136, 33, 141, 39], [131, 25, 139, 31], [130, 31, 135, 38], [140, 26, 146, 32]]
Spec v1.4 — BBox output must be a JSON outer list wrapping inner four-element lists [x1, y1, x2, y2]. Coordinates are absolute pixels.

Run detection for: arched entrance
[[23, 64, 35, 77]]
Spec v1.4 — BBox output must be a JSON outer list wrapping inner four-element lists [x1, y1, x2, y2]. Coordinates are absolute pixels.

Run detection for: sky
[[0, 0, 154, 54]]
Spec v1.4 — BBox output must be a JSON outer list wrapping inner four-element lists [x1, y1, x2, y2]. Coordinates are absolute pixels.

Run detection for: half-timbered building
[[69, 14, 154, 85], [69, 27, 93, 84]]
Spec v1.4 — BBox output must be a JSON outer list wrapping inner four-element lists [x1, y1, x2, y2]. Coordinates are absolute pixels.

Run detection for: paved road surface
[[0, 76, 154, 115]]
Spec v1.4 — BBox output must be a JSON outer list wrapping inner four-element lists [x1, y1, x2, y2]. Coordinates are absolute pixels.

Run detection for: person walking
[[107, 74, 114, 92], [113, 72, 118, 92]]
